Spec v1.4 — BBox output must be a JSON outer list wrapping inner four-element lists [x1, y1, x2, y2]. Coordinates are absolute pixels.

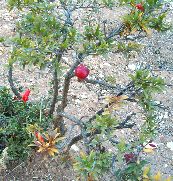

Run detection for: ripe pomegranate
[[75, 64, 89, 80], [136, 3, 144, 12]]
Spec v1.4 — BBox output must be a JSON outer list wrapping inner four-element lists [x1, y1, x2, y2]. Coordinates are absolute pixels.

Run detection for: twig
[[106, 23, 125, 40], [49, 68, 59, 115], [115, 112, 136, 129], [8, 66, 21, 99], [85, 78, 119, 90], [57, 112, 82, 125], [88, 82, 135, 122], [65, 113, 135, 150]]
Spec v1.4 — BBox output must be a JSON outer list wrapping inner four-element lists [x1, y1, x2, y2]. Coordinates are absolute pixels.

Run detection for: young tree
[[1, 0, 172, 180]]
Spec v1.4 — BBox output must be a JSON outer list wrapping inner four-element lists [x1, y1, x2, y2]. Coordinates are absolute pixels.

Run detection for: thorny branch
[[58, 110, 136, 149], [59, 54, 84, 111], [49, 50, 64, 115], [8, 66, 21, 99], [85, 78, 120, 90], [88, 81, 135, 122], [49, 68, 59, 116]]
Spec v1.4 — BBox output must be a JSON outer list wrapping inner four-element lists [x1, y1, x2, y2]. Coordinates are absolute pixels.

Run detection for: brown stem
[[49, 68, 59, 116], [85, 78, 119, 90], [8, 66, 21, 99], [60, 77, 71, 110], [54, 54, 84, 134], [58, 53, 84, 111]]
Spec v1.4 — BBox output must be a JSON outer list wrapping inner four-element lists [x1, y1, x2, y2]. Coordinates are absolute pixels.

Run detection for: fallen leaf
[[153, 171, 161, 181], [143, 148, 154, 153]]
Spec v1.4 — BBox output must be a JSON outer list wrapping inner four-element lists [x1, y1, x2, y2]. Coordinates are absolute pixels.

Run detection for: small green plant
[[74, 151, 112, 181], [0, 86, 51, 160]]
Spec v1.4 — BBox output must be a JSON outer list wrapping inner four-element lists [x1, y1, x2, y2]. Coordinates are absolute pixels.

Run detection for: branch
[[58, 111, 90, 153], [49, 68, 59, 115], [57, 112, 82, 125], [65, 113, 135, 151], [115, 112, 136, 129], [59, 53, 85, 111], [8, 66, 21, 99], [84, 78, 120, 90], [88, 81, 135, 122], [106, 23, 125, 40], [49, 47, 65, 115]]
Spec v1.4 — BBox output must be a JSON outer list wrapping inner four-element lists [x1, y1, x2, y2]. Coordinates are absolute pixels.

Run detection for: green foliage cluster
[[0, 86, 50, 160], [75, 70, 165, 180], [74, 151, 112, 180], [130, 70, 165, 142], [9, 2, 76, 69], [121, 0, 171, 34]]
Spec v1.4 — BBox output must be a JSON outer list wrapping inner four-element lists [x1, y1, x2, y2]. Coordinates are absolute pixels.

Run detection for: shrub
[[0, 0, 172, 180]]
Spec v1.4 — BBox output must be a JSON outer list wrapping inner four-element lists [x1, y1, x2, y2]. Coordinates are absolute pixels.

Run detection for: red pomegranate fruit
[[136, 3, 144, 12], [75, 64, 89, 80]]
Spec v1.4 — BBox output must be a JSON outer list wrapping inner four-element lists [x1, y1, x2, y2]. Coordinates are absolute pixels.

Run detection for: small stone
[[128, 64, 136, 71], [167, 142, 173, 151], [164, 112, 169, 119], [70, 144, 80, 152]]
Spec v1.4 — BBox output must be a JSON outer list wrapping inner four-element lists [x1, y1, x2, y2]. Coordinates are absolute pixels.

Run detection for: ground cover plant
[[0, 0, 172, 180]]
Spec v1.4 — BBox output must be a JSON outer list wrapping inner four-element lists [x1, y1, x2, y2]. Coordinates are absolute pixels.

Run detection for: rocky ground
[[0, 0, 173, 180]]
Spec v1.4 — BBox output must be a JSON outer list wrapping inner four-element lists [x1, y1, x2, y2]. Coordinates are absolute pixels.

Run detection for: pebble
[[167, 142, 173, 151], [128, 63, 136, 71], [70, 144, 80, 152]]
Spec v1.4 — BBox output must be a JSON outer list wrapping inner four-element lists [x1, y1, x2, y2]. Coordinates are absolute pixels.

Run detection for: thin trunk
[[8, 66, 21, 99], [49, 68, 59, 115]]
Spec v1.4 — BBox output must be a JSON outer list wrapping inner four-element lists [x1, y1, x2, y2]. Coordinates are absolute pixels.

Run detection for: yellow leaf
[[49, 147, 58, 153], [142, 26, 152, 36], [165, 177, 172, 181], [102, 108, 110, 115], [106, 95, 128, 112], [80, 151, 86, 159], [111, 104, 122, 110], [37, 147, 45, 153], [153, 171, 161, 181], [143, 166, 150, 178], [131, 28, 138, 34], [143, 148, 154, 153], [107, 95, 128, 103], [48, 150, 56, 156], [143, 179, 150, 181]]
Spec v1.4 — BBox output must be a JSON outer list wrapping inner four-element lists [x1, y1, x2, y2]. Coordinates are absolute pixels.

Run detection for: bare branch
[[85, 78, 119, 90], [65, 113, 135, 151], [88, 81, 135, 122], [115, 112, 136, 129], [8, 66, 21, 99], [106, 23, 125, 40], [49, 68, 59, 115], [59, 54, 85, 111], [57, 112, 82, 125]]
